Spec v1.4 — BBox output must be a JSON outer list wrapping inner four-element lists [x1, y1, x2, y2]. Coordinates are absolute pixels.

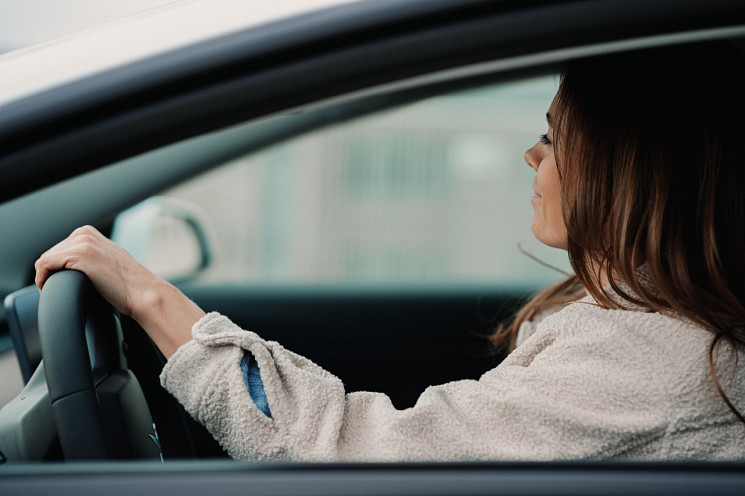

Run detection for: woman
[[35, 41, 745, 461]]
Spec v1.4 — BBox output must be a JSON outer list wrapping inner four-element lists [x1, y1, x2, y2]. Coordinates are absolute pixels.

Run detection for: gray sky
[[0, 0, 177, 53]]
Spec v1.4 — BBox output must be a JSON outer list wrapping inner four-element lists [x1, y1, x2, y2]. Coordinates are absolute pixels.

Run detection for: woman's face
[[524, 96, 568, 250]]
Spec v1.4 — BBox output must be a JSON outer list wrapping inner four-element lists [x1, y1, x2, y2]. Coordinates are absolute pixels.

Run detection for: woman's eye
[[539, 134, 552, 145]]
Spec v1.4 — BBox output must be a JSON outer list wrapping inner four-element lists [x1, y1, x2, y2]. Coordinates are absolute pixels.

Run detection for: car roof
[[2, 0, 745, 203], [0, 0, 357, 107]]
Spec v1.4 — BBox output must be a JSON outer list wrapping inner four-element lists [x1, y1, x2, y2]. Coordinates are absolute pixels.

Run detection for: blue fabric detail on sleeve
[[240, 351, 273, 419]]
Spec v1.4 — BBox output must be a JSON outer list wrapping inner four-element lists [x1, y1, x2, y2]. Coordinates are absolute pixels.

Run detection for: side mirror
[[111, 197, 214, 282]]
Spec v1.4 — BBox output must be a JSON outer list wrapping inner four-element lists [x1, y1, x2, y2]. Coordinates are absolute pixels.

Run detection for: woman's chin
[[530, 224, 568, 250]]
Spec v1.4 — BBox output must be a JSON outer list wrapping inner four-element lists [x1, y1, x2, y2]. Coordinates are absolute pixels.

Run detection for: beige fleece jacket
[[160, 295, 745, 461]]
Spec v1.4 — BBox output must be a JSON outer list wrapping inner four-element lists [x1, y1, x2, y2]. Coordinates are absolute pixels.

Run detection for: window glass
[[151, 75, 571, 286]]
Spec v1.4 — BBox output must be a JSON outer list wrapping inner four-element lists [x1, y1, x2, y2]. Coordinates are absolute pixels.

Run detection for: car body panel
[[2, 461, 745, 496], [0, 0, 356, 106]]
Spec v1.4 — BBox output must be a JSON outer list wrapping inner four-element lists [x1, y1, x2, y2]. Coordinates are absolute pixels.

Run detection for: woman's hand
[[36, 226, 152, 316], [35, 226, 205, 358]]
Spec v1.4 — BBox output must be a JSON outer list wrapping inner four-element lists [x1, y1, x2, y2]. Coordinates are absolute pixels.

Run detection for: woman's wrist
[[130, 277, 206, 359]]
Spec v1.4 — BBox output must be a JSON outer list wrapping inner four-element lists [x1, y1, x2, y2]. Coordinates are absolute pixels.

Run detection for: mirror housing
[[111, 197, 214, 282]]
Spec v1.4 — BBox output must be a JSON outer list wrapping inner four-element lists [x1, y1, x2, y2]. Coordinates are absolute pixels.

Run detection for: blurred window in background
[[152, 75, 571, 287]]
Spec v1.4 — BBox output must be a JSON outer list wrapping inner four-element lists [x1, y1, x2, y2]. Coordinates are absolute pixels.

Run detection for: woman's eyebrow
[[546, 112, 552, 125]]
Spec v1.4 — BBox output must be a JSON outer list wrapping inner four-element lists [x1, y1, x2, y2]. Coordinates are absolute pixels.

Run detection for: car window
[[125, 75, 571, 287]]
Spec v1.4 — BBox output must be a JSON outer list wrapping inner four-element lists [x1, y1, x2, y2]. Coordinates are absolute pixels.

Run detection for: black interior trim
[[179, 283, 530, 409]]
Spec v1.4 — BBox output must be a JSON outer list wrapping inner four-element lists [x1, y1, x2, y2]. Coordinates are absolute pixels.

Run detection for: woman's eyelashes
[[539, 133, 552, 145]]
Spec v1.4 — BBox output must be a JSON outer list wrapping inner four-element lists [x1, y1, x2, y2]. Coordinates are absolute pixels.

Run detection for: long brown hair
[[492, 40, 745, 421]]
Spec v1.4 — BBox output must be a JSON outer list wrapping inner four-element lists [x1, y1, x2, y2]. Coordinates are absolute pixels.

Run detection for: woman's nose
[[524, 144, 540, 171]]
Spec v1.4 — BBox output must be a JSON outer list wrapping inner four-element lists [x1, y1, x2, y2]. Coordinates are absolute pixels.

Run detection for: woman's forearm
[[130, 277, 205, 359]]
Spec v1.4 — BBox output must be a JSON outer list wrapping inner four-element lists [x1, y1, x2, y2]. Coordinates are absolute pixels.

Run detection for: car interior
[[1, 3, 745, 494], [0, 65, 576, 459]]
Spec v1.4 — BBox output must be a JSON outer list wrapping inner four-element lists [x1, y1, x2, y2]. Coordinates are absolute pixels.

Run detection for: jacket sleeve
[[160, 311, 674, 462]]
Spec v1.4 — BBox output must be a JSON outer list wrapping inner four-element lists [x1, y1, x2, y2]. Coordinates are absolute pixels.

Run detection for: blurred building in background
[[159, 76, 571, 287]]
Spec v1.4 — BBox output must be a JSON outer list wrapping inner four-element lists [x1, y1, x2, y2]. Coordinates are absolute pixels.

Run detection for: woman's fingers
[[35, 226, 144, 316], [36, 226, 102, 287], [35, 228, 80, 289]]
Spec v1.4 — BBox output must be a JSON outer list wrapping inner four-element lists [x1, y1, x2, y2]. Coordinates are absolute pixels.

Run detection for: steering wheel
[[37, 270, 162, 460]]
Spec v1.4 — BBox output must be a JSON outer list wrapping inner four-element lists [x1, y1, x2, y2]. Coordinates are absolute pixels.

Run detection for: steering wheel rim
[[38, 270, 160, 460]]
